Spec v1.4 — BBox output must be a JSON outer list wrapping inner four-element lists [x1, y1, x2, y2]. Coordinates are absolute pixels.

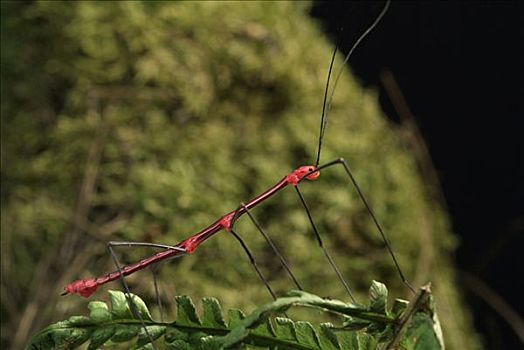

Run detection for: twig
[[380, 69, 439, 288], [461, 271, 524, 343], [12, 95, 107, 349], [386, 284, 432, 349], [380, 69, 448, 211]]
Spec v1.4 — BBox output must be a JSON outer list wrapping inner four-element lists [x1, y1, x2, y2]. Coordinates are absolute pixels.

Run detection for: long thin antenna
[[315, 46, 338, 167], [314, 0, 390, 166]]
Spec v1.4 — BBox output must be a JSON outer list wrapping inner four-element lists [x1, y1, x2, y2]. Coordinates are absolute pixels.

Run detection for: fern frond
[[27, 281, 444, 349]]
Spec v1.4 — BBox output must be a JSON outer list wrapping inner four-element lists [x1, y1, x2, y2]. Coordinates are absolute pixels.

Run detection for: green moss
[[1, 2, 480, 349]]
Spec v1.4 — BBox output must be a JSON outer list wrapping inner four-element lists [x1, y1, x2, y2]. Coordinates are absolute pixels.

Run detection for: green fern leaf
[[27, 282, 444, 350], [202, 298, 228, 329], [368, 281, 388, 316]]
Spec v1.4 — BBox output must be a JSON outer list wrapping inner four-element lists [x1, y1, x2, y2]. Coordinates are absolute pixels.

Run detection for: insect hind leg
[[107, 241, 186, 349], [149, 264, 164, 322]]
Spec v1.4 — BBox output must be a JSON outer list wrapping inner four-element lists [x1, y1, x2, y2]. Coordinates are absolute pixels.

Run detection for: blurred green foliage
[[1, 2, 480, 349]]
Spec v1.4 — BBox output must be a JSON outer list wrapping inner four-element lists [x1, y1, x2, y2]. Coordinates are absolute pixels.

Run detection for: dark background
[[311, 2, 523, 349]]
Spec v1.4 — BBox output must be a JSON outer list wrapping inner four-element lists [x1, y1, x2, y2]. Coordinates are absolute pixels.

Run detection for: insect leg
[[294, 185, 357, 303], [229, 229, 277, 300], [227, 205, 277, 300], [239, 202, 304, 290], [150, 264, 164, 322], [107, 242, 186, 345], [107, 241, 164, 350], [315, 158, 416, 294]]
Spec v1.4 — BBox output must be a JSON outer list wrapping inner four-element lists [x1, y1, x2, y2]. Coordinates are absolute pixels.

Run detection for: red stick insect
[[62, 0, 408, 346]]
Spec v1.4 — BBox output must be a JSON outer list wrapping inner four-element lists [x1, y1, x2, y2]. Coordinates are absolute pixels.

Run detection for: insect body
[[63, 165, 320, 297], [62, 0, 405, 305], [61, 1, 411, 348]]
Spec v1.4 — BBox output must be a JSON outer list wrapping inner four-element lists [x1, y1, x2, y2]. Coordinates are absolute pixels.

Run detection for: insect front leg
[[314, 158, 416, 294]]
